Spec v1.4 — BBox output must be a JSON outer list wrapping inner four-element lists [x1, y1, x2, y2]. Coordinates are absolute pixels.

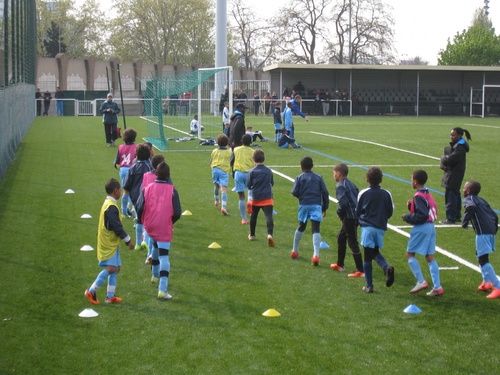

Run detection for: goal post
[[140, 67, 233, 150], [470, 84, 500, 118]]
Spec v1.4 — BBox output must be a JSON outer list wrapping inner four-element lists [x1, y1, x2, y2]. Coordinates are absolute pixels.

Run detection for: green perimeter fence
[[1, 0, 37, 179]]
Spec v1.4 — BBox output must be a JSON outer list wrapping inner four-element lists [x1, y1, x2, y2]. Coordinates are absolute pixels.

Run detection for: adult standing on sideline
[[42, 90, 52, 116], [263, 92, 271, 115], [55, 87, 65, 116], [227, 103, 247, 149], [35, 88, 42, 116], [100, 93, 121, 147], [439, 127, 472, 224], [288, 95, 309, 139]]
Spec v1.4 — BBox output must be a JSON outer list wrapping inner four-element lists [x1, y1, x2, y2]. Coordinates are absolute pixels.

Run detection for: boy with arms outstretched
[[462, 180, 500, 299], [402, 170, 443, 296], [136, 162, 182, 300], [357, 167, 395, 293], [85, 178, 134, 305], [290, 156, 329, 266]]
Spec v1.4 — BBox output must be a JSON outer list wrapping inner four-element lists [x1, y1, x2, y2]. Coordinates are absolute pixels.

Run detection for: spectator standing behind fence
[[253, 92, 260, 116], [35, 88, 42, 116], [322, 89, 332, 116], [100, 93, 121, 147], [263, 92, 271, 115], [439, 127, 472, 224], [42, 90, 52, 116], [270, 91, 278, 115], [169, 93, 178, 115], [55, 87, 64, 116]]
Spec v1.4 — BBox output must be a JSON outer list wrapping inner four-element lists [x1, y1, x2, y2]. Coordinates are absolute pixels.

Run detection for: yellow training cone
[[208, 242, 221, 249], [182, 210, 192, 216], [262, 308, 281, 317]]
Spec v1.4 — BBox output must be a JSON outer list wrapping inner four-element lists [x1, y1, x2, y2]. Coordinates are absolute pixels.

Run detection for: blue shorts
[[476, 234, 496, 257], [407, 222, 436, 256], [274, 123, 282, 130], [234, 171, 248, 193], [98, 248, 121, 267], [119, 166, 130, 186], [212, 167, 229, 187], [298, 204, 323, 223], [360, 226, 385, 249]]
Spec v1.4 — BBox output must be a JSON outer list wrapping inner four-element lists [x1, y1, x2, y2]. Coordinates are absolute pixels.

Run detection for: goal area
[[469, 84, 500, 118], [140, 67, 233, 150]]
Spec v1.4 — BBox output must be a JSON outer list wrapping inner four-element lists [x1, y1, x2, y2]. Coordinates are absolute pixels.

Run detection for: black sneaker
[[362, 286, 373, 293], [386, 266, 395, 287]]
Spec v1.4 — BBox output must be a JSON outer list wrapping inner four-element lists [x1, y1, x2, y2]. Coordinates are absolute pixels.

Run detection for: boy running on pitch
[[402, 170, 443, 296], [290, 156, 329, 266]]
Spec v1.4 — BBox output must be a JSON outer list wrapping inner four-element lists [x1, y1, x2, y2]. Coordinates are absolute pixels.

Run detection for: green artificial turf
[[1, 115, 499, 374]]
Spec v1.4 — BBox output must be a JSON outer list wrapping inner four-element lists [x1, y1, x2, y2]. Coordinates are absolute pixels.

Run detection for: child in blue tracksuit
[[290, 156, 329, 266], [357, 167, 395, 293], [330, 163, 364, 277], [462, 180, 500, 299], [273, 102, 282, 142]]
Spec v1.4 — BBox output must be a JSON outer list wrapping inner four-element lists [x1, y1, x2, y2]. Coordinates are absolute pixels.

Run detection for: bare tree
[[229, 0, 277, 69], [274, 0, 333, 64], [326, 0, 395, 64]]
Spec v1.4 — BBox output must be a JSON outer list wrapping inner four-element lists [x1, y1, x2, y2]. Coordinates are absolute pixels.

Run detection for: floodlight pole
[[215, 0, 228, 114]]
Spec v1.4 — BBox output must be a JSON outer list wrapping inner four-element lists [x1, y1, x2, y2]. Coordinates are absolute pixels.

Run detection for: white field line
[[463, 123, 500, 129], [310, 131, 441, 160], [271, 168, 482, 274], [268, 164, 437, 168]]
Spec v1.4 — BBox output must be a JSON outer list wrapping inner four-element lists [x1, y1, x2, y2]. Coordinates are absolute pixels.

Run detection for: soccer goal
[[470, 84, 500, 118], [140, 67, 233, 150]]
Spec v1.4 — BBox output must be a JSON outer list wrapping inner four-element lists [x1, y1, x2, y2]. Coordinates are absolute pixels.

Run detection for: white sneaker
[[158, 291, 172, 300], [410, 280, 428, 294]]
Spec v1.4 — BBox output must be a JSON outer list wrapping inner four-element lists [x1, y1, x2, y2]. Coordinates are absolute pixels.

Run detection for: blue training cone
[[320, 241, 330, 249], [403, 304, 422, 314]]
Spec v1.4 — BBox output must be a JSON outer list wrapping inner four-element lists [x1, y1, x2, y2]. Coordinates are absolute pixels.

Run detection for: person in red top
[[114, 128, 138, 217], [136, 162, 182, 300]]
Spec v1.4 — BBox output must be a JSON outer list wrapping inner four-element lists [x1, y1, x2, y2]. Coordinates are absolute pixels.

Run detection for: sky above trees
[[65, 0, 500, 66]]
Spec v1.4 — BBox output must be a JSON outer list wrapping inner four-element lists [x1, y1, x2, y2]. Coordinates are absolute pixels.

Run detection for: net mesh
[[0, 0, 37, 179], [140, 68, 232, 150]]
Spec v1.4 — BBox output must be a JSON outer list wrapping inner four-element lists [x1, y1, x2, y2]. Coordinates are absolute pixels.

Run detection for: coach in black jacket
[[227, 103, 247, 149]]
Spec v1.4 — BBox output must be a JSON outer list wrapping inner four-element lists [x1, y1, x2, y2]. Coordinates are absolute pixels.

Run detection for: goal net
[[140, 67, 233, 150]]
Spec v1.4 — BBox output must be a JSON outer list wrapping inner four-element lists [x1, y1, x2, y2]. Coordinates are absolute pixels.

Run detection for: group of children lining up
[[210, 132, 500, 298], [85, 127, 500, 306], [85, 128, 182, 304]]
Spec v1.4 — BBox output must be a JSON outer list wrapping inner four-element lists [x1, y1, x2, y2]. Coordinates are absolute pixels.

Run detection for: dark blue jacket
[[336, 178, 358, 220], [100, 99, 121, 125], [292, 170, 329, 212], [462, 195, 498, 234], [246, 164, 273, 201], [357, 185, 394, 230]]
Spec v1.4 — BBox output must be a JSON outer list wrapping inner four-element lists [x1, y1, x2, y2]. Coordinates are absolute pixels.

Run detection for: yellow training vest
[[97, 197, 122, 261]]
